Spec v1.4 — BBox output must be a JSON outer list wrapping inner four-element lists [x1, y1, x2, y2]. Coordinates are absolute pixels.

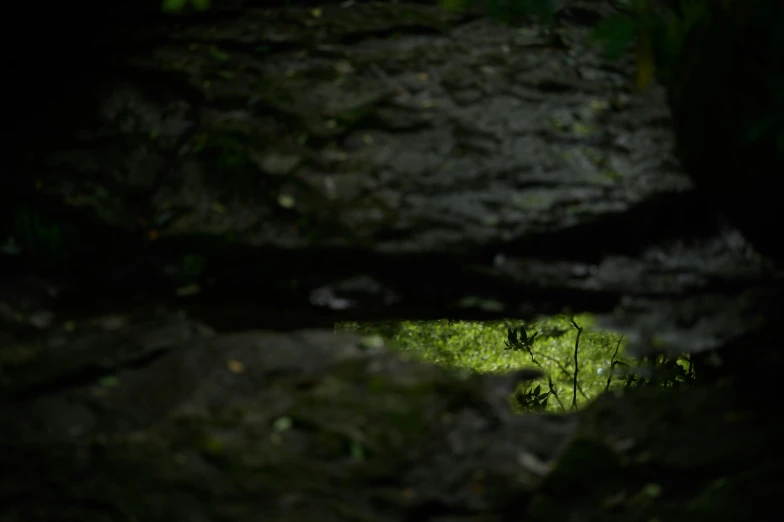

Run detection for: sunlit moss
[[336, 315, 633, 412]]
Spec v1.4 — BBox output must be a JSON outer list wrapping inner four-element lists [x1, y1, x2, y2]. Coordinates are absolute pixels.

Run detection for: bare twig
[[524, 344, 566, 411], [604, 336, 624, 393], [547, 376, 565, 410], [570, 318, 583, 410], [533, 351, 589, 399]]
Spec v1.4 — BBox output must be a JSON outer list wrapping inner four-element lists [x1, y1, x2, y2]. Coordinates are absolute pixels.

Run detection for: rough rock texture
[[1, 317, 579, 521], [3, 309, 778, 522], [5, 0, 780, 353], [2, 1, 782, 521]]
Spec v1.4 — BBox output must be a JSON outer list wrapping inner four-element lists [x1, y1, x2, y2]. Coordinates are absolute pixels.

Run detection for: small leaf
[[533, 384, 541, 396]]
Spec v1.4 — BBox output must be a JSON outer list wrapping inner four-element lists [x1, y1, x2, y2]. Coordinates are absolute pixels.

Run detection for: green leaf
[[533, 384, 541, 396]]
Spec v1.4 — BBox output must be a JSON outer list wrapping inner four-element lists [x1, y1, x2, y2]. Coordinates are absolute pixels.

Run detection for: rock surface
[[2, 1, 782, 521], [4, 1, 780, 355]]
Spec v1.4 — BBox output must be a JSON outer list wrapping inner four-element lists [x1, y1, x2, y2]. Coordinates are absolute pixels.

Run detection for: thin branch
[[533, 352, 571, 374], [524, 345, 576, 411], [547, 376, 565, 410], [533, 351, 590, 399], [604, 336, 624, 393], [570, 318, 583, 411]]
